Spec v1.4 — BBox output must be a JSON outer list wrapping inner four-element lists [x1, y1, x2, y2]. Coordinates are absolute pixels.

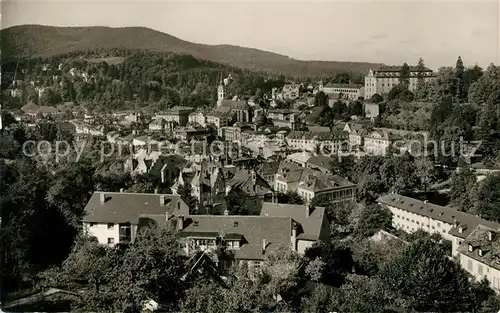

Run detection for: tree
[[304, 241, 354, 287], [399, 62, 410, 88], [331, 72, 350, 84], [315, 91, 327, 107], [340, 275, 391, 313], [455, 56, 466, 102], [370, 93, 383, 103], [468, 64, 500, 105], [414, 156, 435, 193], [380, 237, 479, 312], [354, 204, 392, 238], [471, 173, 500, 222], [449, 165, 476, 211], [276, 191, 304, 205], [300, 284, 340, 313]]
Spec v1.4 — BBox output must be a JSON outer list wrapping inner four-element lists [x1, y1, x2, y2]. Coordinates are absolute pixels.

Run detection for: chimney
[[160, 195, 166, 206], [178, 215, 184, 230], [100, 193, 106, 204], [120, 188, 124, 193], [489, 231, 494, 241], [262, 239, 267, 253]]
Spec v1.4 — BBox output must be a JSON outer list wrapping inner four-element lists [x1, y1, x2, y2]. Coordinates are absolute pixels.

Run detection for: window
[[119, 223, 132, 242], [107, 223, 114, 229], [478, 264, 483, 275], [437, 223, 441, 228], [107, 238, 115, 245]]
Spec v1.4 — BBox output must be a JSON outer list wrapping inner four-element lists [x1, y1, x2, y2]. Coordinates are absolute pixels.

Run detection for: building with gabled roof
[[364, 65, 436, 99], [82, 191, 190, 245], [260, 202, 330, 252]]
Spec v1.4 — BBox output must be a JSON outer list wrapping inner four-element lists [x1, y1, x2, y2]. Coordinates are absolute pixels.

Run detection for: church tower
[[217, 80, 225, 107]]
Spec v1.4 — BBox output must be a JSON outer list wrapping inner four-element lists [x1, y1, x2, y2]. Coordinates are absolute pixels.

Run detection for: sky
[[2, 0, 500, 70]]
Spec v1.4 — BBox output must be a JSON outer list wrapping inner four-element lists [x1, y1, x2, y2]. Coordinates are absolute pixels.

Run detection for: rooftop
[[82, 191, 190, 224], [260, 202, 329, 241], [377, 194, 500, 239]]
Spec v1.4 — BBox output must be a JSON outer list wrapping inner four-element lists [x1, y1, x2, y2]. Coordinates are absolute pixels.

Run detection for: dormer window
[[233, 221, 239, 227], [468, 244, 473, 252], [193, 221, 199, 227], [479, 249, 484, 257]]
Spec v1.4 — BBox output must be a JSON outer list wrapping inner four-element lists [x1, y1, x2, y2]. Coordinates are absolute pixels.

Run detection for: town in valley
[[1, 1, 500, 312]]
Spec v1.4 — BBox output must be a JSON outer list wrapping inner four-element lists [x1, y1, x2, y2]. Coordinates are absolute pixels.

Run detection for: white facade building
[[364, 65, 436, 99]]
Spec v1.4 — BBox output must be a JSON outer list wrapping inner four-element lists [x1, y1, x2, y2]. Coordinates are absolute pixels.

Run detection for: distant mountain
[[1, 25, 381, 77]]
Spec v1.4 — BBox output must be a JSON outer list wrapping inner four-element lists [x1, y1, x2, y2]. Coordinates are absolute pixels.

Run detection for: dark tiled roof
[[377, 194, 500, 239], [83, 192, 190, 224], [260, 202, 329, 241], [226, 169, 272, 196], [324, 83, 364, 89], [220, 100, 249, 110], [458, 225, 500, 270], [21, 102, 40, 113], [299, 174, 356, 192], [256, 161, 280, 176], [375, 65, 433, 72], [306, 155, 335, 171], [180, 215, 293, 260]]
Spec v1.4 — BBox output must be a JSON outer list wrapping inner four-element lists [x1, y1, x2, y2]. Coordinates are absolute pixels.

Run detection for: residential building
[[149, 119, 166, 132], [378, 193, 500, 292], [281, 84, 300, 100], [306, 155, 336, 174], [188, 111, 207, 126], [155, 106, 194, 127], [364, 130, 392, 155], [274, 163, 355, 204], [286, 131, 348, 154], [82, 191, 190, 246], [296, 174, 356, 204], [343, 122, 366, 149], [260, 202, 330, 253], [219, 126, 242, 142], [206, 107, 234, 129], [286, 151, 313, 167], [457, 226, 500, 293], [225, 168, 273, 201], [319, 83, 365, 100], [256, 162, 280, 187], [364, 65, 436, 99]]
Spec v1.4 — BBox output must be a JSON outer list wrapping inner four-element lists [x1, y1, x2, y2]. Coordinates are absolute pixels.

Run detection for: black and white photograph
[[0, 0, 500, 311]]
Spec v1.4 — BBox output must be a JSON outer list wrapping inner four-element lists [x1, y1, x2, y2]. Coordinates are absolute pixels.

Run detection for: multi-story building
[[155, 106, 194, 127], [274, 162, 356, 204], [82, 191, 190, 245], [256, 162, 280, 187], [378, 194, 500, 292], [219, 126, 242, 142], [319, 83, 365, 100], [206, 107, 234, 129], [364, 65, 436, 99], [188, 111, 207, 126], [281, 84, 300, 100], [286, 131, 348, 154], [364, 130, 392, 155], [343, 122, 366, 149]]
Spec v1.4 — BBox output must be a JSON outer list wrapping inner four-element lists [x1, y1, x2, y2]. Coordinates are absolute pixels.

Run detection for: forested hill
[[1, 25, 381, 77]]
